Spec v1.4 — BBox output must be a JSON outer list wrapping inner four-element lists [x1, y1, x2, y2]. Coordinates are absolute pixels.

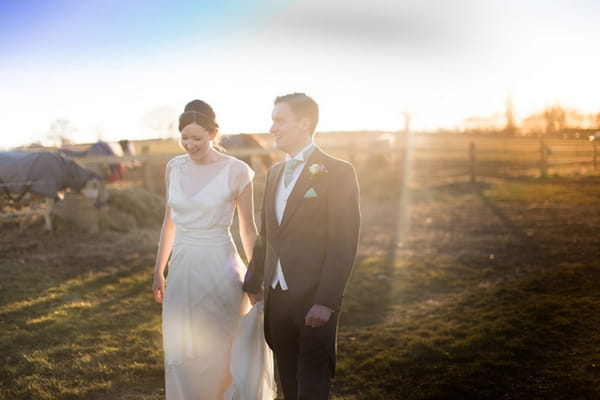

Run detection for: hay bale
[[106, 208, 138, 232], [52, 193, 100, 233], [107, 186, 164, 228]]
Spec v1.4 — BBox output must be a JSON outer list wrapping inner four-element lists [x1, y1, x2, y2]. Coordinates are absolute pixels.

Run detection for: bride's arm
[[153, 163, 175, 303], [236, 181, 258, 262]]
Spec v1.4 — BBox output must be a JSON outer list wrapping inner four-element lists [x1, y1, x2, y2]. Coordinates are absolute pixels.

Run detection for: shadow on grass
[[474, 183, 544, 267]]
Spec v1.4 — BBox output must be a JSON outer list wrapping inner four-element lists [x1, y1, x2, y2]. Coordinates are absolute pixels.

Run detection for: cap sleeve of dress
[[229, 159, 255, 198], [166, 155, 184, 171]]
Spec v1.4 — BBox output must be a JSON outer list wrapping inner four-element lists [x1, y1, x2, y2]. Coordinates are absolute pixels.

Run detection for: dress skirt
[[162, 230, 276, 399], [162, 229, 245, 399]]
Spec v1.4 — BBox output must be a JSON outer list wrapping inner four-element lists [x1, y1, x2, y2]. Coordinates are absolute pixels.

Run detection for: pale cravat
[[283, 159, 302, 188], [272, 162, 299, 290], [272, 145, 315, 290]]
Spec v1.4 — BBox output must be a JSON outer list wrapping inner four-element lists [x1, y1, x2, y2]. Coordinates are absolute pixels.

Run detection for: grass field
[[1, 166, 599, 399], [335, 174, 600, 399]]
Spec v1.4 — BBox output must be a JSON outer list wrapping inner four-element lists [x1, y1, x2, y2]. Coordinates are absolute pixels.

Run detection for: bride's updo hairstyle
[[178, 99, 219, 133]]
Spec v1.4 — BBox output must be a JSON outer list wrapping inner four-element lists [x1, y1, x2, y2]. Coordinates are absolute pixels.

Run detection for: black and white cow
[[0, 151, 105, 231]]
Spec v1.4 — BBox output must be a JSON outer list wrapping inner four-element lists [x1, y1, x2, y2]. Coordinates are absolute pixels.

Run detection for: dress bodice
[[167, 154, 254, 243]]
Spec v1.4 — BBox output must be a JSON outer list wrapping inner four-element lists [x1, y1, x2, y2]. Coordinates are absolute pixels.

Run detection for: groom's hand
[[247, 291, 263, 305], [305, 304, 334, 328]]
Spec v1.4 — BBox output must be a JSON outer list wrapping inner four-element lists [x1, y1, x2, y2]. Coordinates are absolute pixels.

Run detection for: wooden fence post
[[539, 138, 548, 178], [469, 142, 476, 183], [397, 132, 404, 173]]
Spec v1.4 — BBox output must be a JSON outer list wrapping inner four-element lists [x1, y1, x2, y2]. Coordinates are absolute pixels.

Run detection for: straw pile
[[106, 186, 164, 232]]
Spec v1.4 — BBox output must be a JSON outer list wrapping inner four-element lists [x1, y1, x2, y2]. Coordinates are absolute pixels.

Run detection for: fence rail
[[34, 136, 600, 190]]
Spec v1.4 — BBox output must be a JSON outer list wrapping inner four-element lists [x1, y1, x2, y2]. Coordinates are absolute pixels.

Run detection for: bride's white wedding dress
[[162, 154, 276, 400]]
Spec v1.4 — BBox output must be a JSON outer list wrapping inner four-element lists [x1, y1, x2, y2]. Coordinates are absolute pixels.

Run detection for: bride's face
[[180, 123, 217, 163]]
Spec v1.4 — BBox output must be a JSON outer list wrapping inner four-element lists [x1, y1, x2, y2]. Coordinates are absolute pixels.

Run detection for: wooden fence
[[3, 135, 597, 230], [73, 135, 599, 190]]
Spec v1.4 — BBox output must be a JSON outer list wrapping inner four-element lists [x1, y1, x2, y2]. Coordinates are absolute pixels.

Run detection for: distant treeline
[[462, 103, 600, 139]]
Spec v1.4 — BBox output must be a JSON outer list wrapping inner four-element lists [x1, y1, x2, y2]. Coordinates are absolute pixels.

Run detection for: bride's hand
[[153, 275, 165, 303]]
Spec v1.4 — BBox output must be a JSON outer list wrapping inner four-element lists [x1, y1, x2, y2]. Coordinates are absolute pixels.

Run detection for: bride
[[152, 99, 276, 399]]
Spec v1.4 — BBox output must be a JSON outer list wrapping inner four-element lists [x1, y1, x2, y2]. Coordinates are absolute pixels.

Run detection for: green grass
[[337, 257, 600, 399], [0, 230, 165, 399], [1, 176, 600, 399], [484, 177, 600, 203], [334, 175, 600, 399]]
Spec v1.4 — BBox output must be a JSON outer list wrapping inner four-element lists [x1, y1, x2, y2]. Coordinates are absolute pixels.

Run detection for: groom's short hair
[[274, 93, 319, 134]]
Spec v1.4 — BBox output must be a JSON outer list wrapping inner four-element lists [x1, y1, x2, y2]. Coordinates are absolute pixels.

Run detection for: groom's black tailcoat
[[243, 146, 360, 389]]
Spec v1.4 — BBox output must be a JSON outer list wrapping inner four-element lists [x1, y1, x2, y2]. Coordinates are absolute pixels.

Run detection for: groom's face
[[270, 102, 310, 156]]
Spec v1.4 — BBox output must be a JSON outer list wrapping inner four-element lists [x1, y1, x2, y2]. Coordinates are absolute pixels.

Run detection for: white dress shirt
[[271, 143, 315, 290]]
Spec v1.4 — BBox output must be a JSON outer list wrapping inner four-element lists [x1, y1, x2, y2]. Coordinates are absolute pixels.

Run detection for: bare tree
[[47, 119, 76, 147], [142, 106, 178, 139], [595, 112, 600, 130], [504, 94, 517, 136], [521, 112, 545, 136], [565, 109, 586, 128], [543, 104, 566, 137]]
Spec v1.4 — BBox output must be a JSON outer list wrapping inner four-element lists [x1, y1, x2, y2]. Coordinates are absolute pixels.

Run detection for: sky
[[1, 0, 599, 149]]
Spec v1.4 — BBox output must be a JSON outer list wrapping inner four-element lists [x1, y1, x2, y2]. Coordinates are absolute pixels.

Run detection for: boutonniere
[[308, 163, 328, 178]]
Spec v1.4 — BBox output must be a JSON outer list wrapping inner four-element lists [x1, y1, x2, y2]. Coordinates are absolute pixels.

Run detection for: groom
[[243, 93, 360, 400]]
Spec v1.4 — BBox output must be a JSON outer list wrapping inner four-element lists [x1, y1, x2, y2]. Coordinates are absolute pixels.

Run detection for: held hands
[[153, 274, 165, 303], [305, 304, 334, 328], [247, 290, 264, 305]]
